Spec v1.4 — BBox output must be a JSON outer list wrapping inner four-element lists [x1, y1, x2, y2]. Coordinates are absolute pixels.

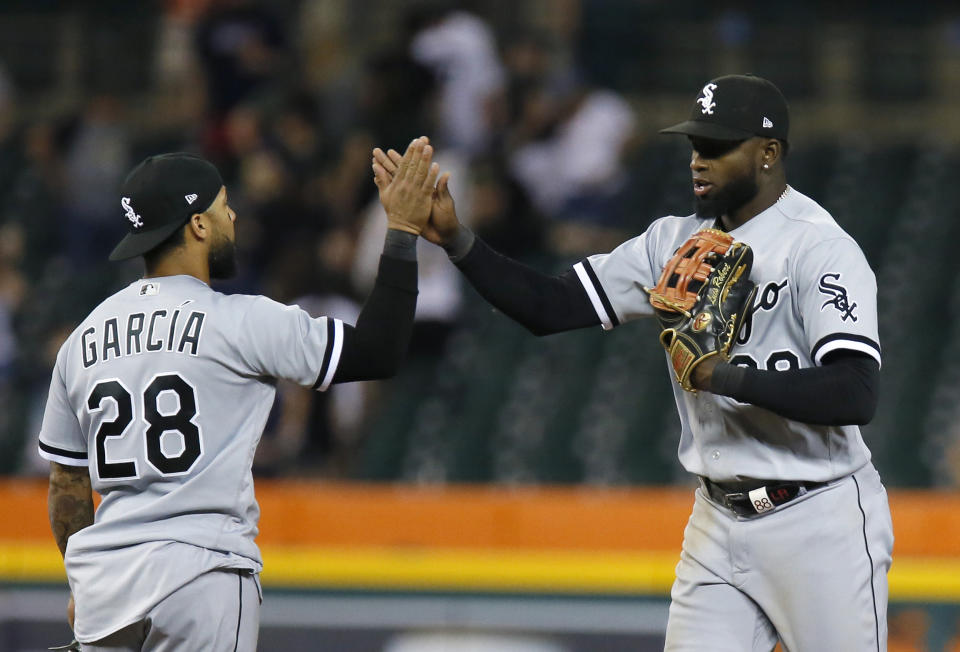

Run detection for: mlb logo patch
[[139, 282, 159, 296]]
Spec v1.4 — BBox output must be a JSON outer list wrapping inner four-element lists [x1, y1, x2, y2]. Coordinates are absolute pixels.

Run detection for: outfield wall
[[1, 480, 958, 650]]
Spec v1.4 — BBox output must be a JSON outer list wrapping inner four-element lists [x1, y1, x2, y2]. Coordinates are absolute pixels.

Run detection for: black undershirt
[[332, 232, 418, 383], [451, 232, 879, 426], [455, 236, 599, 335], [711, 352, 879, 425]]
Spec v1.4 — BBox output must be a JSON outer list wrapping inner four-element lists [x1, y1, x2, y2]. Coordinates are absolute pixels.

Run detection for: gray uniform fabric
[[665, 464, 892, 651], [80, 570, 260, 652], [574, 187, 892, 651], [38, 275, 342, 643]]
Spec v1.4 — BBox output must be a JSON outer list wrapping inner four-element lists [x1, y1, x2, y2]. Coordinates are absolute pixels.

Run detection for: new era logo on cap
[[763, 117, 774, 128], [185, 194, 198, 205]]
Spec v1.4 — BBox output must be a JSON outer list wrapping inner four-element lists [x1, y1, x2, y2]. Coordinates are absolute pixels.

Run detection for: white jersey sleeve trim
[[573, 261, 614, 331], [314, 318, 344, 392], [811, 333, 882, 367], [38, 441, 89, 467]]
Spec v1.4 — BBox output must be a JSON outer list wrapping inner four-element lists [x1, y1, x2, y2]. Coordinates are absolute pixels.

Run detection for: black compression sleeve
[[454, 236, 600, 335], [332, 253, 418, 383], [710, 351, 879, 425]]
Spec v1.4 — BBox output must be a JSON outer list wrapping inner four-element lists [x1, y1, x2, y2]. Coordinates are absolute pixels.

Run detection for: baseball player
[[40, 138, 439, 651], [373, 75, 892, 651]]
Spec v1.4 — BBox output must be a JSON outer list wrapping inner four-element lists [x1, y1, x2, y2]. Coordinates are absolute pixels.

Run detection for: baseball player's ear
[[761, 139, 782, 167], [186, 213, 208, 241]]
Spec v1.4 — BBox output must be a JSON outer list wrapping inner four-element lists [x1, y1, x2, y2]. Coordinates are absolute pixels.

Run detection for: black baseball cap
[[109, 153, 224, 261], [660, 74, 789, 143]]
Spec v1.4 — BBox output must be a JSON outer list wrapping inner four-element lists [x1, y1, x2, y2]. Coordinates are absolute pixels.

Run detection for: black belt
[[699, 476, 829, 517]]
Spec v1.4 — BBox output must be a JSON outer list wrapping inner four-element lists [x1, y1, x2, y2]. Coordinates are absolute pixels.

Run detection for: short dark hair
[[143, 221, 187, 273]]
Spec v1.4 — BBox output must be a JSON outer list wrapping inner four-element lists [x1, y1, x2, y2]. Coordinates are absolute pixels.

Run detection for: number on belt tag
[[748, 487, 775, 514]]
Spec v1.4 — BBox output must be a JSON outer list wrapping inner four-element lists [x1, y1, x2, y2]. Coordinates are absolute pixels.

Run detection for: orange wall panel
[[3, 478, 958, 557]]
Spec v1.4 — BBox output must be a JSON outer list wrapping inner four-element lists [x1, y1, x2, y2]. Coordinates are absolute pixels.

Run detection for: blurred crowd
[[0, 0, 641, 477]]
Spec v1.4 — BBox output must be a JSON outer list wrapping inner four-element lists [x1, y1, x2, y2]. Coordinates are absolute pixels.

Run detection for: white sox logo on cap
[[697, 82, 718, 115], [121, 197, 143, 229]]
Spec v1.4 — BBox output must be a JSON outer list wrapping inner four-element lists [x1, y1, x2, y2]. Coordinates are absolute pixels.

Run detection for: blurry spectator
[[0, 61, 19, 202], [194, 0, 289, 165], [508, 72, 636, 254], [194, 0, 287, 116], [318, 129, 377, 226], [271, 91, 326, 184], [61, 95, 131, 265], [489, 30, 555, 144], [509, 73, 635, 224], [0, 223, 24, 380], [147, 1, 209, 149], [354, 49, 436, 156], [8, 121, 66, 278], [408, 6, 505, 156], [467, 156, 544, 259], [220, 102, 266, 182]]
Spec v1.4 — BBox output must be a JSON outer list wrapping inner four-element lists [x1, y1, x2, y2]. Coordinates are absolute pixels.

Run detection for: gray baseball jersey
[[38, 274, 343, 641], [574, 186, 881, 482]]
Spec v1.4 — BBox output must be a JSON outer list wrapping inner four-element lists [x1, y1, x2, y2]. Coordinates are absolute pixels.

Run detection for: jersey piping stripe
[[573, 261, 618, 331], [313, 318, 336, 391], [322, 319, 344, 391], [233, 570, 242, 652], [38, 440, 88, 460], [313, 318, 344, 392], [811, 333, 881, 366], [853, 475, 881, 652], [37, 447, 89, 467]]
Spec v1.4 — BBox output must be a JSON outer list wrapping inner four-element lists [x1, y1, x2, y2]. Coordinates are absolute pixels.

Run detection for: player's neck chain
[[712, 185, 792, 232]]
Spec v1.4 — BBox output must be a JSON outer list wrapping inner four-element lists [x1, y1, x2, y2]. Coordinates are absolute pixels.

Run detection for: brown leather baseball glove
[[644, 228, 757, 391]]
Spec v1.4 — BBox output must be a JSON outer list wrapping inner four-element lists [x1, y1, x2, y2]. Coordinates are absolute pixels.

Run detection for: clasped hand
[[372, 139, 459, 246], [372, 136, 439, 236]]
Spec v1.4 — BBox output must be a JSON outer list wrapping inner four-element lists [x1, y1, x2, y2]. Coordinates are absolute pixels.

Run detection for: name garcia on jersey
[[81, 309, 206, 369]]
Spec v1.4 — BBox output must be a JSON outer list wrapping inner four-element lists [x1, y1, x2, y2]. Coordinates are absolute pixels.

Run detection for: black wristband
[[383, 228, 418, 261], [444, 226, 476, 262]]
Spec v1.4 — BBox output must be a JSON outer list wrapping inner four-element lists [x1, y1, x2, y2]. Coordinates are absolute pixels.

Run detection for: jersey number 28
[[87, 374, 202, 480]]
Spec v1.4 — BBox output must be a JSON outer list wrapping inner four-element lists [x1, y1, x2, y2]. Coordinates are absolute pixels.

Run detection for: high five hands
[[372, 136, 440, 236], [373, 140, 461, 247]]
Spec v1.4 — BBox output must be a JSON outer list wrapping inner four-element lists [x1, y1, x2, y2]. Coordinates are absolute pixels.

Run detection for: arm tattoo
[[48, 463, 94, 558]]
